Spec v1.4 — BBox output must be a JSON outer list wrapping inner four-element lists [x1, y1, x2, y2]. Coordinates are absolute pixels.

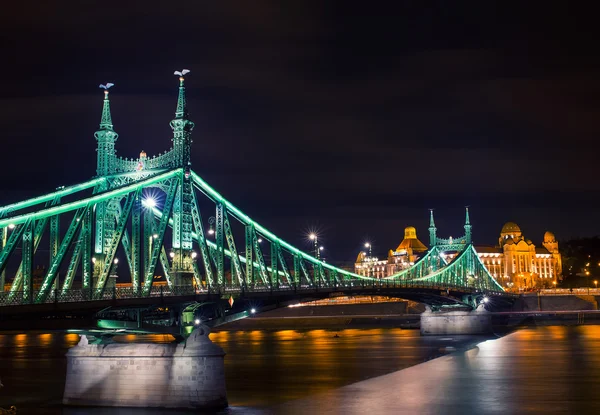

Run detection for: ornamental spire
[[428, 209, 437, 247], [98, 83, 115, 130], [173, 69, 190, 119], [464, 206, 472, 243]]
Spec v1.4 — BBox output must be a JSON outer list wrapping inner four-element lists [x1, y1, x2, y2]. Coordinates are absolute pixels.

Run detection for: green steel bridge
[[0, 72, 505, 312]]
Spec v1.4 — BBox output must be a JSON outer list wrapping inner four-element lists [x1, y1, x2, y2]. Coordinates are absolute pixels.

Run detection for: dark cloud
[[1, 1, 599, 261]]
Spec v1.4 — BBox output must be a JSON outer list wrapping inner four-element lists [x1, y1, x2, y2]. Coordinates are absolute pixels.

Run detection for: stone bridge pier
[[420, 305, 493, 335], [63, 326, 227, 410]]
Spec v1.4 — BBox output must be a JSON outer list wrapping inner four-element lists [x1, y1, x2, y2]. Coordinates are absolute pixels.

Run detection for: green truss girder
[[190, 188, 213, 287], [8, 218, 49, 298], [215, 203, 224, 285], [298, 256, 311, 286], [61, 229, 83, 293], [245, 225, 254, 287], [142, 179, 178, 296], [223, 209, 244, 286], [0, 170, 180, 228], [270, 242, 278, 287], [275, 243, 292, 285], [147, 212, 173, 288], [252, 230, 269, 285], [82, 208, 93, 290], [22, 220, 34, 303], [36, 208, 88, 303], [0, 221, 29, 278], [95, 192, 137, 296], [0, 177, 104, 219], [131, 195, 141, 293]]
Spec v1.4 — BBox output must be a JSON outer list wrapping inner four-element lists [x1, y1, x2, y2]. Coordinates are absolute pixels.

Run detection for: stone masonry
[[63, 326, 227, 410]]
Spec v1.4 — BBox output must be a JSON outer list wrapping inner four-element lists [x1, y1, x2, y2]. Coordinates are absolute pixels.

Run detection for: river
[[0, 328, 485, 414]]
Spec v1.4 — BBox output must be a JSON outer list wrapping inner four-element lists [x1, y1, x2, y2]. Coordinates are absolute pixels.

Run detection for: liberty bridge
[[0, 71, 510, 334]]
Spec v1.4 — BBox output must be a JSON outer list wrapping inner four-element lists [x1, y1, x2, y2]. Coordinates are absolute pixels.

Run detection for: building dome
[[404, 226, 417, 239], [544, 231, 556, 243], [501, 222, 521, 234]]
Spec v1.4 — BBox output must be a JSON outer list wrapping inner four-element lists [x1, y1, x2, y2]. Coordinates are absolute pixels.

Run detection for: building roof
[[535, 247, 551, 255], [395, 226, 428, 253], [474, 246, 502, 254], [501, 222, 521, 234]]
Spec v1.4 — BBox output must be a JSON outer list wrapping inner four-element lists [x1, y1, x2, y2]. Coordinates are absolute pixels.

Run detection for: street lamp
[[595, 280, 598, 291], [553, 280, 557, 293], [364, 242, 372, 257]]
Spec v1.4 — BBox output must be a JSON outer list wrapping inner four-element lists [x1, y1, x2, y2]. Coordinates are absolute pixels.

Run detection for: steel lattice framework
[[0, 72, 504, 307]]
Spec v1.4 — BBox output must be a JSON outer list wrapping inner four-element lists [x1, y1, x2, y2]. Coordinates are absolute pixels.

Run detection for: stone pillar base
[[420, 310, 492, 335], [63, 326, 227, 410]]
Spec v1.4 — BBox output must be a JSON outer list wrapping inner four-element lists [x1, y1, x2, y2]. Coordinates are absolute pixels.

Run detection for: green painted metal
[[215, 203, 224, 285], [276, 243, 291, 285], [82, 208, 92, 290], [22, 220, 34, 304], [8, 218, 49, 298], [223, 209, 244, 286], [245, 225, 254, 287], [95, 192, 136, 296], [293, 255, 300, 286], [0, 178, 104, 219], [0, 222, 28, 278], [270, 242, 278, 287], [61, 229, 83, 293], [131, 195, 141, 293], [0, 227, 5, 290], [252, 230, 269, 285], [142, 179, 177, 295], [36, 208, 88, 303], [146, 210, 173, 288], [0, 169, 180, 228], [50, 214, 60, 290], [190, 189, 213, 287]]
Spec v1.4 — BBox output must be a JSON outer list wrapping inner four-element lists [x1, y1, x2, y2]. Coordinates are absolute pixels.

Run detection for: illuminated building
[[474, 222, 562, 290], [354, 226, 428, 278], [355, 210, 562, 290]]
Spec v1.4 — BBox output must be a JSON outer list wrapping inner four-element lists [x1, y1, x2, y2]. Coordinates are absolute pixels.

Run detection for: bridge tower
[[428, 209, 437, 247], [93, 87, 119, 282], [464, 207, 472, 244], [170, 74, 196, 286]]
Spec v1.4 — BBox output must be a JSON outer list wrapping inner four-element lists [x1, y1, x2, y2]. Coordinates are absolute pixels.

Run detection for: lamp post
[[364, 242, 372, 257], [309, 233, 319, 259]]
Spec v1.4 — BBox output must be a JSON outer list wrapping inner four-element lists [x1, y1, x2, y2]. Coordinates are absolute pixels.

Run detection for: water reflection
[[5, 327, 599, 414]]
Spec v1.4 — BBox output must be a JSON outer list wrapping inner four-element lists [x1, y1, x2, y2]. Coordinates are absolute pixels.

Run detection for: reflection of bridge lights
[[142, 197, 156, 208]]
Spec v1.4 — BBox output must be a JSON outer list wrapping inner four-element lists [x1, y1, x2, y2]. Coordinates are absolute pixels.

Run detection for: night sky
[[1, 1, 599, 263]]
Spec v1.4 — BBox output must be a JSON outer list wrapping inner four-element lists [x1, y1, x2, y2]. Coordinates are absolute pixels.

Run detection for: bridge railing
[[0, 279, 500, 307]]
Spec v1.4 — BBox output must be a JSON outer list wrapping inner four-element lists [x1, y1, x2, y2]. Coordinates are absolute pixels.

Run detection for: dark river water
[[0, 328, 485, 414], [2, 326, 599, 414]]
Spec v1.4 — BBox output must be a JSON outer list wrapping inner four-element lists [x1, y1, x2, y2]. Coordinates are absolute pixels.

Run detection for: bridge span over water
[[0, 72, 507, 321]]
